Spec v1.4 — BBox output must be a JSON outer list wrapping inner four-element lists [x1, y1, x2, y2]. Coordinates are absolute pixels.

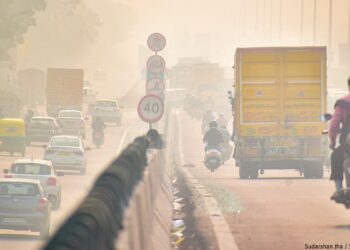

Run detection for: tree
[[20, 0, 101, 68], [0, 0, 46, 60]]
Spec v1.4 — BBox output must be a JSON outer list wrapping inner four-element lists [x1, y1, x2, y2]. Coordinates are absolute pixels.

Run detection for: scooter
[[204, 145, 223, 172], [92, 129, 104, 148]]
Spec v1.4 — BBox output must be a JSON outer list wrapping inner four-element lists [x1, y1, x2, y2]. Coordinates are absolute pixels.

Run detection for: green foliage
[[0, 0, 46, 60]]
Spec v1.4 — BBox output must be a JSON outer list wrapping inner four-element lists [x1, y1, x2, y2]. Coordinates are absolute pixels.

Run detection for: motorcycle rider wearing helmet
[[92, 117, 106, 141], [203, 121, 224, 151]]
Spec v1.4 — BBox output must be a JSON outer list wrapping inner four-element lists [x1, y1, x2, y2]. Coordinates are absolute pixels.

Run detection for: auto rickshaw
[[0, 119, 26, 156]]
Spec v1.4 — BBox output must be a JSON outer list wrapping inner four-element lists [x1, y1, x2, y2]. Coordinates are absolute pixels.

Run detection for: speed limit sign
[[137, 94, 164, 123]]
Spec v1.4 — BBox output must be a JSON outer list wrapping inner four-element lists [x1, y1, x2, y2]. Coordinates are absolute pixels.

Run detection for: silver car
[[0, 178, 51, 238], [44, 135, 87, 175], [57, 110, 86, 138], [92, 99, 122, 126], [4, 159, 63, 209]]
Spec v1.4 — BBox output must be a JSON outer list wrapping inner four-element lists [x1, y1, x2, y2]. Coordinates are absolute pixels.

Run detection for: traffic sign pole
[[138, 33, 167, 128]]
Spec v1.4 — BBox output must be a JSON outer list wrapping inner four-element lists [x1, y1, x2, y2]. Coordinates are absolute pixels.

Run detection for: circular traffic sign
[[147, 33, 166, 52], [147, 55, 166, 73], [146, 78, 165, 95], [137, 94, 164, 123]]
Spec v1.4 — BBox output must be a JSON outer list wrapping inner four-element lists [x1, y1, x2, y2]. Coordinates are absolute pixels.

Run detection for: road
[[0, 109, 143, 250], [179, 111, 350, 250]]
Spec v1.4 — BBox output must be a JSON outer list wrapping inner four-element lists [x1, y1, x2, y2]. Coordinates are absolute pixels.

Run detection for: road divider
[[43, 109, 173, 250]]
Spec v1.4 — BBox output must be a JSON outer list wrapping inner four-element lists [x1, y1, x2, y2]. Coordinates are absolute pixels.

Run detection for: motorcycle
[[92, 129, 104, 148], [204, 145, 223, 172]]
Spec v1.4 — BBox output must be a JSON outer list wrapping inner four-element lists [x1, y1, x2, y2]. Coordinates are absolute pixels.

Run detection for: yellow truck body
[[46, 68, 84, 117], [234, 47, 327, 179]]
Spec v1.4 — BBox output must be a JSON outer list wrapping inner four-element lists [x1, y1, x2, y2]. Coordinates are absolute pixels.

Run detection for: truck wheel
[[239, 166, 249, 179], [249, 166, 259, 179], [240, 162, 259, 179], [304, 162, 324, 179]]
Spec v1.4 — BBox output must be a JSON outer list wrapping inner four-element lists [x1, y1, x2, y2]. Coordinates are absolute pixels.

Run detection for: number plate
[[2, 217, 26, 224]]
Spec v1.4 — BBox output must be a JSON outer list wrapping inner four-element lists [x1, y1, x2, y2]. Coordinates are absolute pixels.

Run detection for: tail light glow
[[37, 197, 49, 212], [47, 177, 57, 186]]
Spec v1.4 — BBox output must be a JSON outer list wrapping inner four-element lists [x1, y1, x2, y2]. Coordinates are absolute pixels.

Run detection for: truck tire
[[239, 162, 259, 179], [304, 161, 324, 179], [239, 166, 249, 179]]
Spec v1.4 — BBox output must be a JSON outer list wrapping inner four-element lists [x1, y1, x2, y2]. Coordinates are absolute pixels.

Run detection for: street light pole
[[313, 0, 317, 45], [328, 0, 333, 57], [300, 0, 304, 45], [279, 0, 282, 44]]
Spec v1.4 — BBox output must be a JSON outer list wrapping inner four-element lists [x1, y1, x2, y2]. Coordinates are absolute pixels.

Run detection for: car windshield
[[96, 101, 117, 108], [0, 183, 39, 196], [59, 111, 82, 118], [51, 137, 80, 147], [11, 164, 51, 175], [30, 118, 55, 127]]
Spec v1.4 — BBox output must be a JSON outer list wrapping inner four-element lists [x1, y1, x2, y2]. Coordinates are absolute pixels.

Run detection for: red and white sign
[[137, 94, 164, 123], [147, 33, 166, 52], [146, 78, 165, 95], [147, 55, 166, 73]]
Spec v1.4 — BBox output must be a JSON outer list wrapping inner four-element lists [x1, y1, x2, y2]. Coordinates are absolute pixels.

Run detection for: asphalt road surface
[[0, 109, 141, 250], [179, 111, 350, 250]]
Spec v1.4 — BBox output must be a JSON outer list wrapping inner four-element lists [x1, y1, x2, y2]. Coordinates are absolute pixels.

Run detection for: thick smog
[[0, 1, 350, 250]]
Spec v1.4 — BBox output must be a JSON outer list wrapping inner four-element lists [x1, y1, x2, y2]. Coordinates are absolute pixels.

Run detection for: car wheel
[[50, 195, 61, 210], [39, 222, 50, 239]]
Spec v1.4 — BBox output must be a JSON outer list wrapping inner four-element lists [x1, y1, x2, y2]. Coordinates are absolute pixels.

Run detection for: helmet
[[209, 121, 218, 128]]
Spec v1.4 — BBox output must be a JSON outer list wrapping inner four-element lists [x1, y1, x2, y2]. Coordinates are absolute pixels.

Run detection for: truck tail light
[[47, 177, 57, 186], [37, 197, 49, 212]]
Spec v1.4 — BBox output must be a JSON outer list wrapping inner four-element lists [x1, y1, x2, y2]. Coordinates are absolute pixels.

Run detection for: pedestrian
[[329, 77, 350, 196]]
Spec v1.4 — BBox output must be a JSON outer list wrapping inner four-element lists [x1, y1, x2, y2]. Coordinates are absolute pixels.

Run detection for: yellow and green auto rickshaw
[[0, 119, 26, 156]]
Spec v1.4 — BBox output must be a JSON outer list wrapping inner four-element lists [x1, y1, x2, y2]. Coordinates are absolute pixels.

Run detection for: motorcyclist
[[202, 110, 215, 134], [203, 121, 224, 151], [92, 117, 106, 143]]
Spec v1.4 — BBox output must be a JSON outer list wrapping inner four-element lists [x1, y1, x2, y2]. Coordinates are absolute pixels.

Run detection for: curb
[[175, 109, 239, 250]]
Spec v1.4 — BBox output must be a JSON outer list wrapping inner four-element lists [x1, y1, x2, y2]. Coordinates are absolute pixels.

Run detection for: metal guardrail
[[42, 132, 163, 250]]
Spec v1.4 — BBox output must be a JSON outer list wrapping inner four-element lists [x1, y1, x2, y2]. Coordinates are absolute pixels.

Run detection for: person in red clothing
[[329, 78, 350, 193]]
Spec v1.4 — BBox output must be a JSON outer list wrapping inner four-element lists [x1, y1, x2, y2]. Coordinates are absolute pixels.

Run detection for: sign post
[[138, 33, 167, 129]]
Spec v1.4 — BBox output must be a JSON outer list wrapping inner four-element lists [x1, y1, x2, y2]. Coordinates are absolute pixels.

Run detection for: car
[[0, 178, 51, 238], [44, 135, 87, 175], [26, 116, 58, 145], [92, 99, 122, 126], [57, 110, 86, 138], [3, 159, 63, 209]]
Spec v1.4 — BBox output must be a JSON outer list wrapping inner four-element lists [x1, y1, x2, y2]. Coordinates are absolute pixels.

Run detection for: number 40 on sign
[[137, 94, 164, 123]]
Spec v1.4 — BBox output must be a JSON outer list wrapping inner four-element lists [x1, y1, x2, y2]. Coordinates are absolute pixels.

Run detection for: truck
[[46, 68, 84, 117], [233, 47, 327, 179]]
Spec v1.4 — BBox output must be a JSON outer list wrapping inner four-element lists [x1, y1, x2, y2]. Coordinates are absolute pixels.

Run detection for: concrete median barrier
[[43, 111, 173, 250]]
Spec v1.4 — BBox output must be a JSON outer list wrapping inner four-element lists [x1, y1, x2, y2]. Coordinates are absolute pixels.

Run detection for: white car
[[3, 159, 63, 209], [92, 99, 122, 126], [44, 135, 87, 175], [57, 110, 86, 138]]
